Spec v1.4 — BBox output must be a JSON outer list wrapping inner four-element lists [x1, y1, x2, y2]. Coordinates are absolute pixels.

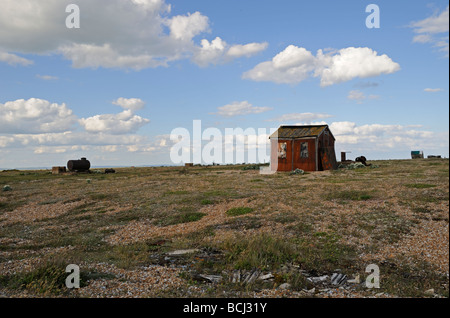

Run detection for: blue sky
[[0, 0, 448, 168]]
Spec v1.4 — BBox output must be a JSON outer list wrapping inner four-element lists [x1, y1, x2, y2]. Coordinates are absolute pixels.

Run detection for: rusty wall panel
[[270, 139, 292, 171], [320, 147, 337, 170], [317, 129, 337, 170], [271, 139, 293, 171], [319, 128, 333, 147], [293, 139, 317, 171]]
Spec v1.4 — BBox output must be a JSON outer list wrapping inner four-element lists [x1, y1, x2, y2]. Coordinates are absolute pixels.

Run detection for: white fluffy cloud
[[329, 121, 448, 154], [212, 101, 272, 117], [410, 5, 449, 57], [0, 97, 150, 136], [192, 37, 227, 67], [243, 45, 400, 86], [242, 45, 315, 84], [347, 90, 366, 103], [192, 37, 267, 67], [0, 0, 267, 69], [0, 52, 33, 66], [0, 97, 175, 168], [347, 90, 380, 104], [272, 46, 315, 70], [58, 43, 167, 70], [4, 131, 174, 161], [79, 110, 150, 135], [11, 131, 148, 148], [166, 11, 210, 41], [0, 0, 171, 54], [316, 47, 400, 87], [0, 97, 152, 158], [424, 88, 444, 92], [79, 98, 149, 134], [112, 98, 146, 111], [411, 5, 449, 34], [226, 42, 269, 58], [36, 74, 58, 80], [0, 98, 77, 134]]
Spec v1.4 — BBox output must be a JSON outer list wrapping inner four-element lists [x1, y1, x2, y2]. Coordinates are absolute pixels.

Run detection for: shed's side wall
[[318, 128, 337, 170], [271, 138, 318, 171]]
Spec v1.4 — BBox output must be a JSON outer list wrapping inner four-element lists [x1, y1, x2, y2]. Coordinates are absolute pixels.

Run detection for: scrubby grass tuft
[[226, 207, 254, 217], [155, 210, 206, 227], [222, 233, 297, 271], [0, 258, 95, 296]]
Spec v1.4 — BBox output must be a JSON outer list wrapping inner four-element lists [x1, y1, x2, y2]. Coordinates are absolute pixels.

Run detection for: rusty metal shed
[[269, 124, 338, 172]]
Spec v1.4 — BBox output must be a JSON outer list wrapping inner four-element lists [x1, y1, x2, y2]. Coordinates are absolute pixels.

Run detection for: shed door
[[293, 139, 316, 171]]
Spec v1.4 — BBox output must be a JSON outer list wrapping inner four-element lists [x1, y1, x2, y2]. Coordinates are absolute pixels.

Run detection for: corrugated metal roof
[[269, 125, 329, 139]]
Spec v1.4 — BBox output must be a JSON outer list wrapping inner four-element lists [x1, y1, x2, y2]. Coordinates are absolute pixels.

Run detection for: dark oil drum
[[67, 157, 91, 172]]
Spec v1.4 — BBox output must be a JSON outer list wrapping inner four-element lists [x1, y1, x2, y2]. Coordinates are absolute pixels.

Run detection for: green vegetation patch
[[219, 231, 356, 274], [222, 234, 297, 271], [155, 210, 206, 227], [226, 207, 254, 217], [0, 259, 114, 296], [200, 199, 214, 205], [164, 190, 191, 196]]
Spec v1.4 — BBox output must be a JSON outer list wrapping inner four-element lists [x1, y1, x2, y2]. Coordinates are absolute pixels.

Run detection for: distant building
[[269, 125, 337, 172], [411, 151, 424, 159], [52, 166, 66, 174]]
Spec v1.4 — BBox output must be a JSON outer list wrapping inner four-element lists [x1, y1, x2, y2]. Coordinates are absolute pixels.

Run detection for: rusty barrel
[[67, 157, 90, 172]]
